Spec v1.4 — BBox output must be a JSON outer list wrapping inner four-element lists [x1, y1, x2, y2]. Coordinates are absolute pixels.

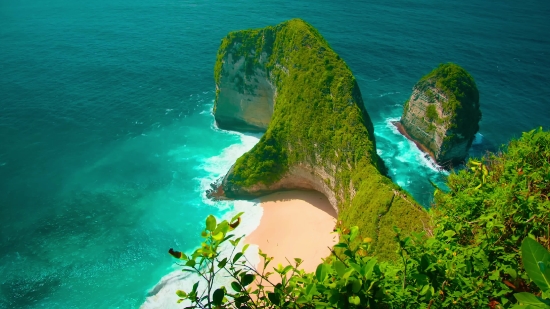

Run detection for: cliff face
[[209, 19, 428, 260], [214, 45, 275, 132], [400, 63, 481, 167]]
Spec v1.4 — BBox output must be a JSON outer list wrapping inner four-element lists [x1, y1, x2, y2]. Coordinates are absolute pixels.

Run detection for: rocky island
[[208, 18, 428, 259], [396, 63, 481, 167]]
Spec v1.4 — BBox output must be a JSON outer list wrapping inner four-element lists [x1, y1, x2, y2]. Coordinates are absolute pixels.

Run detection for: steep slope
[[399, 63, 481, 167], [210, 19, 429, 260]]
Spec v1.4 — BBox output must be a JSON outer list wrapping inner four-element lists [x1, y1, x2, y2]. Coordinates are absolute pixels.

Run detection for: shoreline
[[392, 120, 437, 162], [245, 190, 337, 274]]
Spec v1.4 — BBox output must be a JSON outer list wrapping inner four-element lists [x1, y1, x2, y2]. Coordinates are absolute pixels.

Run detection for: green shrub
[[426, 105, 438, 122]]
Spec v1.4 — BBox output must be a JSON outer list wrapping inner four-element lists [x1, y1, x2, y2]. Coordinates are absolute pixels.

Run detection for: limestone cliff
[[213, 27, 276, 132], [208, 19, 428, 260], [399, 63, 481, 167]]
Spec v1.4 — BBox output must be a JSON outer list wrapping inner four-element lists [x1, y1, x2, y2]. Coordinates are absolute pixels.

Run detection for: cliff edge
[[398, 63, 481, 167], [209, 19, 428, 260]]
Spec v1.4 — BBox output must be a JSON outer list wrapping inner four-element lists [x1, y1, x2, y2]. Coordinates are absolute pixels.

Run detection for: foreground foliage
[[171, 128, 550, 308]]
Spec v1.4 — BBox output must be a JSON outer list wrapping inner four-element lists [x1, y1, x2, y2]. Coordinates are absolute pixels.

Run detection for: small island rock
[[398, 63, 481, 167]]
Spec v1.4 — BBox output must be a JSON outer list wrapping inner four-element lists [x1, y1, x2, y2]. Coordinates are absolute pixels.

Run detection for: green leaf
[[212, 288, 224, 306], [267, 292, 281, 305], [206, 215, 216, 232], [241, 274, 255, 286], [214, 221, 229, 235], [420, 254, 430, 272], [233, 252, 243, 263], [212, 231, 224, 241], [217, 257, 227, 269], [296, 296, 308, 304], [443, 230, 456, 238], [282, 265, 293, 275], [412, 273, 429, 285], [362, 258, 377, 280], [349, 295, 361, 305], [333, 260, 346, 277], [316, 263, 329, 282], [328, 291, 340, 304], [351, 278, 362, 293], [191, 281, 199, 294], [231, 281, 241, 292], [176, 290, 187, 298], [334, 242, 348, 248], [185, 260, 196, 268], [505, 267, 518, 280], [514, 292, 550, 307], [521, 238, 550, 293], [419, 284, 430, 296], [350, 262, 362, 275], [231, 212, 244, 223], [349, 226, 359, 242], [305, 283, 317, 296], [242, 244, 250, 253]]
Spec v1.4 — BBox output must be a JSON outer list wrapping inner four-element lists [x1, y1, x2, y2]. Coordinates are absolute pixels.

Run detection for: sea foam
[[142, 121, 263, 309]]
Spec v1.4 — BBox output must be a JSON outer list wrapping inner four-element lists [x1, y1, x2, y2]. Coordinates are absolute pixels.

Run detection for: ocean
[[0, 0, 549, 307]]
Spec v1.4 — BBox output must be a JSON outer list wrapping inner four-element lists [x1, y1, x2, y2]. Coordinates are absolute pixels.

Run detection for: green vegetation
[[425, 89, 436, 103], [425, 104, 438, 122], [214, 19, 427, 259], [418, 63, 481, 138], [171, 128, 550, 309]]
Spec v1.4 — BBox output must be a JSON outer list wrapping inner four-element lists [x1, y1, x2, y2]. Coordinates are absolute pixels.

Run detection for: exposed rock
[[399, 63, 481, 167], [213, 28, 276, 132], [208, 19, 429, 260]]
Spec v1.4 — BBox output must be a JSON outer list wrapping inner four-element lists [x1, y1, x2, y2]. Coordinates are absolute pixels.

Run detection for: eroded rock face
[[399, 63, 481, 167], [214, 163, 339, 214], [214, 51, 275, 132]]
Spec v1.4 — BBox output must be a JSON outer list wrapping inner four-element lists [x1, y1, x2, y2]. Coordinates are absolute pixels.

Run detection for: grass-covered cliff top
[[213, 19, 428, 260], [417, 63, 481, 137]]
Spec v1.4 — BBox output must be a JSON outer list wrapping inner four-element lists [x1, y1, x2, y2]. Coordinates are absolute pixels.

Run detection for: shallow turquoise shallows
[[1, 0, 549, 307]]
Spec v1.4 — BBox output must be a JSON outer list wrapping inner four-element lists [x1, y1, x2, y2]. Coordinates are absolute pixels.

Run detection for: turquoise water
[[1, 0, 549, 307]]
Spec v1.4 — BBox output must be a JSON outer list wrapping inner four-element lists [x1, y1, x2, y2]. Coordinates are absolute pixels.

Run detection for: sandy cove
[[245, 190, 338, 275]]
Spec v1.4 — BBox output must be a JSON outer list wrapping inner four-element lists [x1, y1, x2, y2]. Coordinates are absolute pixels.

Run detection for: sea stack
[[209, 19, 428, 260], [398, 63, 481, 167]]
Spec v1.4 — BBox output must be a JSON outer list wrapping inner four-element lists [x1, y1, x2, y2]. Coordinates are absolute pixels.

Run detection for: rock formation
[[398, 63, 481, 167], [209, 19, 428, 260], [213, 31, 275, 132]]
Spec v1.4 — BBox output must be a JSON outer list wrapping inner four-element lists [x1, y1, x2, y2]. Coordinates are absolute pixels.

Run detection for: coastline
[[245, 190, 337, 274], [392, 120, 437, 162]]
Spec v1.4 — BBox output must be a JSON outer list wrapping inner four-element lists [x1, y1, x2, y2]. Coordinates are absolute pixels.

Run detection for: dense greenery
[[417, 63, 481, 139], [172, 128, 550, 309], [214, 19, 428, 260], [425, 105, 438, 122]]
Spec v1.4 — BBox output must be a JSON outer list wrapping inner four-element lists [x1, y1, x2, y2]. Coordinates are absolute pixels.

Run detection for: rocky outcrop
[[399, 63, 481, 167], [214, 49, 275, 132], [212, 163, 339, 213], [208, 19, 429, 260]]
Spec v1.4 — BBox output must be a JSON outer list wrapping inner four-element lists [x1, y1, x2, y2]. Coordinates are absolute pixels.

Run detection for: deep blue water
[[1, 0, 549, 307]]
